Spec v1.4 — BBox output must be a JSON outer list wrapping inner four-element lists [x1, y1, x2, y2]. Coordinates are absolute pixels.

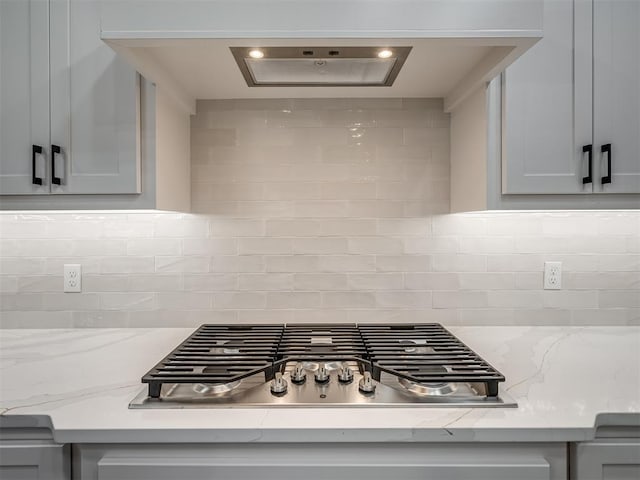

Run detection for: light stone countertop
[[0, 326, 639, 444]]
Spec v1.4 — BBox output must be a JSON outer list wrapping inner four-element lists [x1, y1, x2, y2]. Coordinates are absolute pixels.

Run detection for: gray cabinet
[[593, 0, 640, 194], [0, 0, 140, 195], [571, 415, 640, 480], [0, 416, 70, 480], [0, 443, 69, 480], [502, 0, 640, 195], [572, 441, 640, 480], [0, 0, 50, 195], [74, 443, 567, 480]]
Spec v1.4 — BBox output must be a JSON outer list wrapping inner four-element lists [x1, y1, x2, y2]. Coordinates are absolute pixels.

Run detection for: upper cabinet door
[[0, 0, 50, 195], [502, 0, 593, 194], [49, 0, 141, 195], [593, 0, 640, 194]]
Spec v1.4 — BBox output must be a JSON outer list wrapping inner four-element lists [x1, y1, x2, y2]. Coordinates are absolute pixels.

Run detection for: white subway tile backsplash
[[101, 293, 155, 311], [1, 293, 43, 311], [320, 182, 377, 200], [458, 273, 515, 290], [319, 219, 377, 236], [265, 255, 319, 273], [376, 255, 431, 272], [210, 256, 264, 273], [294, 201, 348, 217], [598, 254, 640, 272], [0, 258, 46, 275], [214, 292, 266, 309], [46, 257, 100, 275], [487, 291, 543, 309], [294, 273, 349, 291], [319, 255, 377, 272], [347, 201, 406, 218], [0, 276, 17, 293], [432, 254, 487, 272], [236, 201, 295, 218], [404, 273, 458, 290], [239, 238, 293, 255], [127, 239, 182, 256], [155, 256, 208, 273], [293, 237, 349, 255], [17, 276, 61, 293], [0, 311, 74, 328], [323, 291, 376, 308], [1, 98, 637, 327], [128, 275, 182, 292], [182, 238, 237, 255], [43, 293, 101, 310], [183, 274, 237, 292], [209, 218, 265, 237], [239, 273, 294, 291], [348, 237, 404, 255], [541, 291, 599, 309], [598, 290, 640, 308], [267, 292, 322, 309], [263, 182, 321, 200], [514, 272, 542, 290], [403, 237, 457, 254], [348, 273, 403, 291], [266, 219, 320, 237], [378, 219, 430, 236], [157, 292, 212, 310], [321, 145, 377, 164], [433, 291, 488, 309], [376, 291, 432, 308]]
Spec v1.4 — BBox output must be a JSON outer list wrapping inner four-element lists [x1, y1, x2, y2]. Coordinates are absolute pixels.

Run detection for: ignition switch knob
[[291, 362, 307, 384], [270, 372, 288, 395], [358, 371, 376, 393], [338, 363, 354, 383], [314, 363, 329, 383]]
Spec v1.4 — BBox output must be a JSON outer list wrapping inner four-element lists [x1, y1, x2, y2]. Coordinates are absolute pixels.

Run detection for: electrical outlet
[[543, 261, 562, 290], [64, 264, 82, 293]]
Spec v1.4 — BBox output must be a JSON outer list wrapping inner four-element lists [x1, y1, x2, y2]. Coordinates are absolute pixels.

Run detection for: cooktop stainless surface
[[129, 324, 516, 409]]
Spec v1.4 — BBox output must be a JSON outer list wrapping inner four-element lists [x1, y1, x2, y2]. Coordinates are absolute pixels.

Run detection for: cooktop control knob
[[290, 362, 307, 384], [314, 363, 329, 383], [270, 372, 288, 395], [358, 371, 376, 393], [338, 363, 354, 383]]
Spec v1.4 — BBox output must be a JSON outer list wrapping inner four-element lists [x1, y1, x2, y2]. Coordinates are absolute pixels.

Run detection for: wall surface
[[0, 98, 638, 327]]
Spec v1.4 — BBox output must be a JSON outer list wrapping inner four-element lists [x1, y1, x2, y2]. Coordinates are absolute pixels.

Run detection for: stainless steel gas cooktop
[[129, 324, 516, 408]]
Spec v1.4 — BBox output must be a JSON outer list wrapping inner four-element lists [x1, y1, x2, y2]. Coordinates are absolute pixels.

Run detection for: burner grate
[[142, 324, 283, 398], [359, 324, 504, 397], [277, 324, 367, 361]]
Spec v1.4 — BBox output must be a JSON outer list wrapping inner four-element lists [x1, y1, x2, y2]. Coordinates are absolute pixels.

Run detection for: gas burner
[[397, 378, 457, 396], [209, 340, 241, 355], [399, 339, 434, 354], [299, 361, 343, 372], [192, 380, 242, 395]]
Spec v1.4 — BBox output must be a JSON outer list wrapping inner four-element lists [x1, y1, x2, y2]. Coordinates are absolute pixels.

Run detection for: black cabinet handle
[[582, 144, 592, 184], [32, 145, 43, 185], [51, 144, 62, 185], [601, 143, 612, 185]]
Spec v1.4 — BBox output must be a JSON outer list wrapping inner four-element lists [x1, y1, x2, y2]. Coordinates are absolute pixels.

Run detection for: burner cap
[[398, 377, 457, 396], [193, 380, 242, 395]]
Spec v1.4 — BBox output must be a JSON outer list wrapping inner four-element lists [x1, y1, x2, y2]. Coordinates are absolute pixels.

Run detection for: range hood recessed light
[[230, 46, 412, 87]]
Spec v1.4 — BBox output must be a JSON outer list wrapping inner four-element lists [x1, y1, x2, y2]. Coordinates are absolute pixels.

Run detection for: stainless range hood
[[230, 46, 412, 87], [100, 0, 543, 114]]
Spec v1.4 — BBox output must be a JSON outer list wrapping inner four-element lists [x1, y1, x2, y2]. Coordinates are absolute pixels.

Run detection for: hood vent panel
[[231, 46, 411, 87]]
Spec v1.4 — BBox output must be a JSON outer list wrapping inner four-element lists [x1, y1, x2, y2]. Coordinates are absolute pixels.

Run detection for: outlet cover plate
[[543, 261, 562, 290], [64, 264, 82, 293]]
